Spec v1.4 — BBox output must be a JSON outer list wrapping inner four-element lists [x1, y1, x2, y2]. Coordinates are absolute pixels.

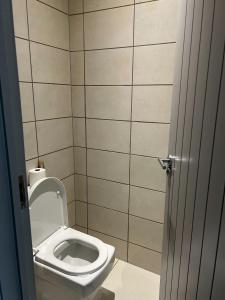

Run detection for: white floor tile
[[94, 260, 160, 300]]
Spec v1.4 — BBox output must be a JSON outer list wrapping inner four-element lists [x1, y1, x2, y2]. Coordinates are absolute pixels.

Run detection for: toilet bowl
[[28, 177, 115, 300]]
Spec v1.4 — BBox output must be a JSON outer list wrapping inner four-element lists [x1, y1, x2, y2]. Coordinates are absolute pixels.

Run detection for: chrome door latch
[[158, 155, 175, 175]]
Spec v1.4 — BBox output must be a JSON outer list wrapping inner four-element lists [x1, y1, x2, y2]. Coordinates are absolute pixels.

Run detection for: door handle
[[158, 155, 175, 175]]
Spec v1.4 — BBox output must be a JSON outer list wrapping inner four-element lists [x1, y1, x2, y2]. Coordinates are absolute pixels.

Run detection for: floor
[[94, 259, 160, 300]]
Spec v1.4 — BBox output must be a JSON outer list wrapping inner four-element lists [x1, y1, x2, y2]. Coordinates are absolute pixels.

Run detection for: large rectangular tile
[[88, 177, 129, 212], [40, 0, 68, 13], [132, 86, 172, 123], [86, 86, 131, 120], [85, 48, 132, 85], [128, 243, 161, 274], [130, 155, 166, 191], [23, 122, 38, 160], [37, 118, 73, 155], [134, 0, 178, 45], [74, 225, 88, 234], [19, 83, 35, 122], [89, 230, 128, 261], [28, 0, 69, 49], [88, 204, 128, 240], [30, 42, 70, 84], [131, 122, 170, 157], [84, 6, 133, 49], [130, 186, 165, 223], [102, 260, 160, 300], [15, 38, 32, 82], [129, 216, 163, 252], [34, 84, 72, 120], [40, 147, 74, 179], [74, 147, 86, 175], [75, 201, 87, 227], [73, 118, 86, 147], [68, 201, 75, 226], [69, 0, 83, 14], [84, 0, 133, 12], [134, 44, 176, 84], [71, 52, 84, 85], [72, 86, 85, 117], [12, 0, 28, 39], [75, 174, 87, 202], [87, 119, 130, 153], [70, 15, 84, 51], [87, 149, 129, 184], [62, 175, 75, 204]]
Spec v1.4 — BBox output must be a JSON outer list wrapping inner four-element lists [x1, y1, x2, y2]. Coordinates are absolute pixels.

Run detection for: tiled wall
[[70, 0, 178, 274], [12, 0, 76, 227]]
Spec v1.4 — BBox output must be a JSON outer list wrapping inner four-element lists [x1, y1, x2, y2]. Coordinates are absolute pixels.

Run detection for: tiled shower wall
[[12, 0, 76, 226], [70, 0, 178, 274]]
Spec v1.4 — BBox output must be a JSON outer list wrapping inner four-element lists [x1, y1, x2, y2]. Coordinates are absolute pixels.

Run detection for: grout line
[[36, 0, 69, 15], [75, 200, 164, 225], [82, 0, 89, 232], [39, 145, 73, 158], [23, 116, 73, 123], [71, 41, 176, 53], [69, 0, 159, 16], [75, 116, 170, 124], [15, 36, 70, 52], [25, 0, 40, 166], [73, 172, 166, 194]]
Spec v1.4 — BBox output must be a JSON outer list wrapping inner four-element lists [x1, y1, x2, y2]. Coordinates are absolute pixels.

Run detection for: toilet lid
[[28, 177, 68, 248]]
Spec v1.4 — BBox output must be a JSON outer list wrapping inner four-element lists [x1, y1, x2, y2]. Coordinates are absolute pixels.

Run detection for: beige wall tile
[[40, 147, 74, 179], [68, 201, 75, 226], [37, 118, 73, 155], [40, 0, 68, 13], [134, 0, 178, 45], [19, 83, 35, 122], [84, 0, 133, 12], [74, 147, 86, 175], [87, 149, 129, 184], [131, 123, 170, 157], [130, 186, 165, 223], [70, 15, 84, 51], [73, 117, 86, 147], [62, 175, 75, 204], [87, 119, 130, 153], [28, 0, 69, 49], [130, 155, 166, 191], [71, 52, 84, 85], [23, 122, 38, 160], [72, 86, 85, 117], [132, 86, 172, 123], [84, 6, 133, 49], [85, 48, 132, 85], [128, 243, 161, 274], [12, 0, 28, 39], [129, 216, 163, 252], [74, 225, 88, 233], [75, 201, 88, 227], [88, 204, 128, 240], [86, 86, 131, 120], [89, 230, 128, 261], [34, 84, 72, 120], [88, 177, 129, 212], [75, 174, 87, 202], [134, 44, 176, 84], [15, 38, 32, 82], [30, 42, 70, 84], [69, 0, 83, 14]]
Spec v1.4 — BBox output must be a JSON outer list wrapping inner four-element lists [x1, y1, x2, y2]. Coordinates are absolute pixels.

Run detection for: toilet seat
[[35, 227, 108, 276]]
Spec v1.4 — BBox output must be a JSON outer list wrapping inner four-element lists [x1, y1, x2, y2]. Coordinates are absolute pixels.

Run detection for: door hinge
[[18, 175, 27, 209]]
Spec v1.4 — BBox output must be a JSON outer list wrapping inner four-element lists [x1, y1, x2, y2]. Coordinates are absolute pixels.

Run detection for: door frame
[[0, 0, 36, 299]]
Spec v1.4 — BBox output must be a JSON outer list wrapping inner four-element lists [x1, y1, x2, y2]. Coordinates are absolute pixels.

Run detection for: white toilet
[[28, 177, 115, 300]]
